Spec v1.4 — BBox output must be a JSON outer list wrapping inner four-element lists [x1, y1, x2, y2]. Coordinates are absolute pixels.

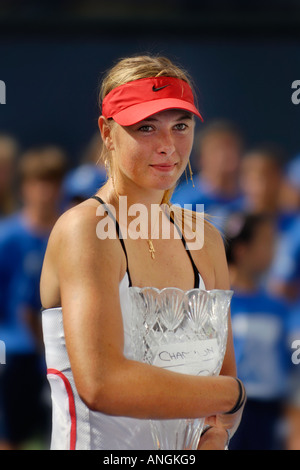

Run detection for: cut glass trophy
[[129, 287, 233, 450]]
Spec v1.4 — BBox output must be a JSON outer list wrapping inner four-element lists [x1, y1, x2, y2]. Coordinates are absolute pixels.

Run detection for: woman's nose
[[156, 131, 175, 157]]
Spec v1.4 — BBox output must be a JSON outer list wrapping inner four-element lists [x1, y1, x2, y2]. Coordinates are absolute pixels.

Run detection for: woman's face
[[104, 109, 195, 193]]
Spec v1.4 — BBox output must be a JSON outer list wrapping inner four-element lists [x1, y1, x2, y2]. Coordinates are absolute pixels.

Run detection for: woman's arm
[[52, 207, 240, 420]]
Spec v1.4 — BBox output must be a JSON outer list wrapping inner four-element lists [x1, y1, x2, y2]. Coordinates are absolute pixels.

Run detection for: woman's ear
[[98, 116, 114, 151]]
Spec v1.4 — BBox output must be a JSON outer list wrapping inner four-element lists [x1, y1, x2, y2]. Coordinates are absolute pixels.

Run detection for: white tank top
[[42, 196, 206, 450]]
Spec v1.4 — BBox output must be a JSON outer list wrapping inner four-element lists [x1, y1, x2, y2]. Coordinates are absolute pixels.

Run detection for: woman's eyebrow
[[141, 113, 193, 123], [175, 113, 193, 121]]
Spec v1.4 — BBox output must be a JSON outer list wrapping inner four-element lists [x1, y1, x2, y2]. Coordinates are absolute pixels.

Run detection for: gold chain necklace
[[111, 176, 162, 260], [140, 205, 161, 260], [127, 204, 161, 261]]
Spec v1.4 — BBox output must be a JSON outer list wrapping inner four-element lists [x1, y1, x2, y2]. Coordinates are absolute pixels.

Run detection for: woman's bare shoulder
[[203, 218, 225, 248], [47, 200, 122, 265], [172, 206, 224, 252], [48, 201, 99, 248], [41, 200, 124, 309]]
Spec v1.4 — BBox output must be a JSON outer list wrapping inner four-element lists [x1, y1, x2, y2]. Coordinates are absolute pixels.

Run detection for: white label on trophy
[[153, 339, 219, 376]]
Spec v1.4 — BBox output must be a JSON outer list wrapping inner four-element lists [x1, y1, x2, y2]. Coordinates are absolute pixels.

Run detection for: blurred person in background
[[269, 213, 300, 451], [270, 178, 300, 452], [284, 301, 300, 450], [268, 153, 300, 302], [266, 155, 300, 304], [224, 212, 290, 450], [269, 215, 300, 303], [171, 119, 245, 230], [61, 133, 107, 210], [279, 153, 300, 214], [0, 145, 67, 450], [0, 133, 20, 217], [268, 212, 300, 455], [61, 163, 107, 210], [240, 144, 296, 236], [240, 144, 300, 298], [242, 148, 300, 451]]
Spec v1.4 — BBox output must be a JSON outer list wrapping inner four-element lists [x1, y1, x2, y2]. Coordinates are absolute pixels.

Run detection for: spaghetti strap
[[91, 195, 132, 287], [168, 212, 200, 289]]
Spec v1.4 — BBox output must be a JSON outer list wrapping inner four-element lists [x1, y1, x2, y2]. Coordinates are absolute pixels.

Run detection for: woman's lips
[[150, 163, 177, 172]]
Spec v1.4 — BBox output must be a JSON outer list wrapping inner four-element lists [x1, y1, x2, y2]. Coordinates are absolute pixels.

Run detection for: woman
[[40, 55, 245, 450]]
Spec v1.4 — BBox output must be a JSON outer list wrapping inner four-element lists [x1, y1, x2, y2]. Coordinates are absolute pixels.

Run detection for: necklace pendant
[[147, 239, 155, 260]]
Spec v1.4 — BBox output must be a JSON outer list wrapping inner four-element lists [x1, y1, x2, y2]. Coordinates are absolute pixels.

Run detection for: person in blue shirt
[[240, 144, 297, 237], [223, 212, 290, 450], [280, 153, 300, 213], [171, 120, 245, 231], [284, 300, 300, 450], [269, 215, 300, 304], [240, 144, 299, 296], [0, 145, 67, 449]]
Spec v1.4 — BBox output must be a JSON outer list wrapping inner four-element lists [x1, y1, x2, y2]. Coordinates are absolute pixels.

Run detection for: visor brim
[[111, 98, 203, 126]]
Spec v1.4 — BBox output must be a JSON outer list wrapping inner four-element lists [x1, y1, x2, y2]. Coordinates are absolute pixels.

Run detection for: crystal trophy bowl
[[129, 287, 233, 450]]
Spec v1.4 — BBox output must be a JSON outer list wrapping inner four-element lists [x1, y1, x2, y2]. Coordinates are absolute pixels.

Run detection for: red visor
[[101, 76, 203, 126]]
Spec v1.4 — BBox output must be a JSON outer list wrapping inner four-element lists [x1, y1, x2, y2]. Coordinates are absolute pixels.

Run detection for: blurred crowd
[[0, 120, 300, 450], [0, 132, 107, 450], [172, 120, 300, 450]]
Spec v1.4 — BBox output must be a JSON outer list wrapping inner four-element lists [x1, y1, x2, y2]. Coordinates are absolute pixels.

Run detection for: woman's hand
[[199, 398, 245, 451], [197, 426, 229, 450], [213, 404, 245, 438]]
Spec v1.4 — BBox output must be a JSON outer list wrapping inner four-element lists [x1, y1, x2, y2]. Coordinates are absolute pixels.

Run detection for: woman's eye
[[138, 125, 153, 132], [174, 123, 188, 131]]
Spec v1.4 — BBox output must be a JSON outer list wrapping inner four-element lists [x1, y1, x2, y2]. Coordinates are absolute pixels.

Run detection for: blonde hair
[[98, 54, 196, 204]]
